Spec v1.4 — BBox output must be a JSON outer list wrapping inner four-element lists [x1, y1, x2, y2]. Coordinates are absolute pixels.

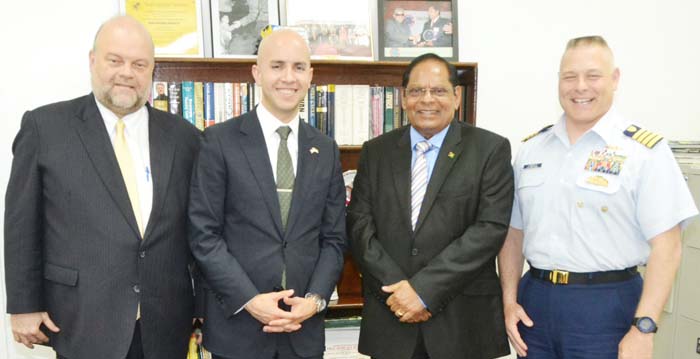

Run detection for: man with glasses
[[384, 7, 412, 47], [348, 53, 513, 359]]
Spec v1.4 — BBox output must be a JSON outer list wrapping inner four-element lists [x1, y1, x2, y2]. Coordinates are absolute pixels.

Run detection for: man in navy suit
[[188, 28, 346, 359]]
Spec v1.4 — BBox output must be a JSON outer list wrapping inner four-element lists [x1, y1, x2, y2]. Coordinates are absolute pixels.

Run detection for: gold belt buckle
[[548, 270, 570, 284]]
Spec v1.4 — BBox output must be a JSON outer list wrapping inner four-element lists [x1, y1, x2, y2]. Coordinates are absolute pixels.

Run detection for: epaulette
[[522, 124, 553, 142], [623, 124, 664, 149]]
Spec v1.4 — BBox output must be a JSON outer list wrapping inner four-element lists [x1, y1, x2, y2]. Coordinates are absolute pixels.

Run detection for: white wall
[[1, 0, 699, 358]]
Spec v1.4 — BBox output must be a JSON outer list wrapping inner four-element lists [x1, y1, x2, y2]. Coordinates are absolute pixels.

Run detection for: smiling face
[[252, 29, 313, 123], [558, 44, 619, 130], [402, 59, 460, 139], [90, 16, 154, 117]]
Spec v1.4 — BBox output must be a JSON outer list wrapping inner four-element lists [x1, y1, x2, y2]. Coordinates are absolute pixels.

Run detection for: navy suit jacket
[[4, 94, 200, 358], [188, 110, 346, 358]]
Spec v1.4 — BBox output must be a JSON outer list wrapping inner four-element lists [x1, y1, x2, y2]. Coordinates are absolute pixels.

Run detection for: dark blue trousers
[[517, 271, 642, 359]]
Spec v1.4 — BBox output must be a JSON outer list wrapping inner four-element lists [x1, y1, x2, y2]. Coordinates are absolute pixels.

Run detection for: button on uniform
[[411, 248, 419, 256], [133, 285, 140, 293], [139, 250, 146, 258]]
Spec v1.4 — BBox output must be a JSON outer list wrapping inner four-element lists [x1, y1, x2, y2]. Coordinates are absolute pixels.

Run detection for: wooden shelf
[[154, 58, 478, 314]]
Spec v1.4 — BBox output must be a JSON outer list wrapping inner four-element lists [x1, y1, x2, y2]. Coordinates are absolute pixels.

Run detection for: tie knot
[[277, 126, 292, 140], [415, 141, 431, 154], [116, 119, 126, 135]]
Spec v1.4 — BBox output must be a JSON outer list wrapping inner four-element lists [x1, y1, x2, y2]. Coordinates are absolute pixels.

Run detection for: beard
[[93, 79, 149, 117]]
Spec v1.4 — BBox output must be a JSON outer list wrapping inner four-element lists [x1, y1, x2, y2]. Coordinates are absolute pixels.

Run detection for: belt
[[529, 266, 638, 285]]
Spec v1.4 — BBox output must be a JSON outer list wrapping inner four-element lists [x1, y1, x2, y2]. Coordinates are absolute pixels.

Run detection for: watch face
[[636, 317, 657, 333]]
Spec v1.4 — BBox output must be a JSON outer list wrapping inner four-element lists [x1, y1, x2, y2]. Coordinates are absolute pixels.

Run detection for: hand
[[382, 280, 431, 323], [618, 327, 653, 359], [265, 296, 318, 333], [443, 23, 453, 34], [503, 302, 533, 357], [244, 290, 296, 328], [11, 312, 60, 349]]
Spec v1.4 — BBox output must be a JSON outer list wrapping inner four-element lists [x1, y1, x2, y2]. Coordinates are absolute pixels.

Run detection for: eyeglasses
[[405, 86, 453, 98]]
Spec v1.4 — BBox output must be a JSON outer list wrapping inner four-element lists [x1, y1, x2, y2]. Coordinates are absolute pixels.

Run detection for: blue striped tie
[[411, 141, 431, 230]]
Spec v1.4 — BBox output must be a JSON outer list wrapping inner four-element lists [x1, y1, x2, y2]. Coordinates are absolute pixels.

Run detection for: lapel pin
[[448, 151, 455, 158], [309, 147, 319, 154]]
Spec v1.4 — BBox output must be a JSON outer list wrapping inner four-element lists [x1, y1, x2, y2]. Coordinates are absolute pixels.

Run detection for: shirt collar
[[94, 94, 148, 135], [256, 103, 300, 138], [552, 105, 622, 147], [410, 124, 450, 152]]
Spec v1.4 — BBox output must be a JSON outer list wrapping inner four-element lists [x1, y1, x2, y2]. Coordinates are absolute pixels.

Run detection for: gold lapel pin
[[309, 147, 319, 154], [448, 152, 455, 158]]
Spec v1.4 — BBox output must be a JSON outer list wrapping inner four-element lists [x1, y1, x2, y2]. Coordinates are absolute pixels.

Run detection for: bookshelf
[[154, 58, 478, 313]]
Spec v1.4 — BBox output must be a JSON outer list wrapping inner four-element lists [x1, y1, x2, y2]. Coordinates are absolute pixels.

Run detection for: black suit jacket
[[4, 94, 200, 359], [188, 110, 346, 358], [347, 121, 513, 359], [422, 16, 452, 47]]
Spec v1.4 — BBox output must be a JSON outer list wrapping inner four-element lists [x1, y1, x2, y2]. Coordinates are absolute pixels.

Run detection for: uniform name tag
[[523, 163, 542, 170]]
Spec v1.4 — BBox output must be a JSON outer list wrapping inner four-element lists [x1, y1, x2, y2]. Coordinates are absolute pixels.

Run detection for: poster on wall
[[121, 0, 205, 57], [285, 0, 374, 61], [211, 0, 280, 58], [378, 0, 458, 61]]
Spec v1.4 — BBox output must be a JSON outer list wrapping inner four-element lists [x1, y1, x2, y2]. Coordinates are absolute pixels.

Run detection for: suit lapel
[[285, 122, 319, 237], [391, 128, 413, 230], [415, 122, 463, 234], [144, 106, 175, 240], [73, 95, 141, 238], [239, 112, 284, 236]]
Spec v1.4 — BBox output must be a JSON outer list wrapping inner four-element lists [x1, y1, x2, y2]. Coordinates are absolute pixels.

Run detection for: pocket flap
[[43, 262, 78, 286]]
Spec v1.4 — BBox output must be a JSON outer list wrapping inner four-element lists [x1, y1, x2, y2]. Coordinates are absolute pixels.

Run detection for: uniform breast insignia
[[522, 124, 553, 142], [586, 175, 609, 187], [623, 125, 664, 149], [584, 147, 627, 176]]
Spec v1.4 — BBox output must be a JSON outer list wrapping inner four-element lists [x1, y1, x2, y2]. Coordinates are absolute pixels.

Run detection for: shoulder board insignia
[[623, 124, 664, 149], [522, 124, 553, 142]]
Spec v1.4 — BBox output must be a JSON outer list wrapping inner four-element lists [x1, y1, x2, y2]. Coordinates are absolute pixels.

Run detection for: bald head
[[93, 15, 154, 55], [561, 35, 615, 71], [256, 29, 311, 66], [252, 28, 313, 123], [90, 15, 155, 117]]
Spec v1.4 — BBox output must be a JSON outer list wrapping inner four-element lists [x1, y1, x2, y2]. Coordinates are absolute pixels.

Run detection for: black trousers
[[57, 320, 143, 359], [211, 333, 322, 359], [372, 328, 429, 359]]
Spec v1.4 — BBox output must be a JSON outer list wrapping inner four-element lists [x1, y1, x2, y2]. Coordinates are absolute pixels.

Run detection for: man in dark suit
[[416, 6, 452, 47], [347, 53, 513, 359], [188, 28, 346, 359], [4, 16, 200, 359]]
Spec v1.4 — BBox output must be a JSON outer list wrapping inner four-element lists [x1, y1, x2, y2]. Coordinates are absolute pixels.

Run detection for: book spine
[[384, 86, 394, 134], [327, 84, 335, 138], [308, 84, 317, 128], [168, 82, 182, 116], [181, 81, 196, 126], [204, 82, 215, 128], [240, 83, 249, 115], [194, 82, 205, 131]]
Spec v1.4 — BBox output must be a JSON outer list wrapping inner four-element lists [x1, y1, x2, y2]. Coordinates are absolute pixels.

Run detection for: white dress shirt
[[95, 97, 153, 232], [257, 104, 299, 179]]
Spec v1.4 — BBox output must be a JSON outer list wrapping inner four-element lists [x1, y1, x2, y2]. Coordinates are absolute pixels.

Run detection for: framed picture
[[121, 0, 205, 57], [378, 0, 458, 61], [211, 0, 280, 58], [285, 0, 374, 61]]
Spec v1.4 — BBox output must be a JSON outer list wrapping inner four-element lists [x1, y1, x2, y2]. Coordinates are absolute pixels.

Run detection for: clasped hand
[[245, 289, 318, 333], [382, 280, 431, 323]]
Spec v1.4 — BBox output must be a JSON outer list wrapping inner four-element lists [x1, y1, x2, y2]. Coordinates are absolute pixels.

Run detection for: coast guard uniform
[[511, 109, 698, 357]]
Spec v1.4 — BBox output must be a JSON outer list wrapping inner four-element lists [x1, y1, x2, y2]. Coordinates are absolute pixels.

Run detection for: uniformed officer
[[498, 35, 698, 359]]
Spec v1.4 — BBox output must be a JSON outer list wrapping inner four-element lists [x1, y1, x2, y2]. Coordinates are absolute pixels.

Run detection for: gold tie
[[114, 119, 144, 237]]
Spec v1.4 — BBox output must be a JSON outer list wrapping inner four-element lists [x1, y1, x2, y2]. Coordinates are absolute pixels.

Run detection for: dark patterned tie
[[276, 126, 294, 230], [276, 126, 294, 289]]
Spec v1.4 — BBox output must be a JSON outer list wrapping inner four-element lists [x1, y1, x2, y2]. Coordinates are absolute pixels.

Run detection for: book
[[181, 81, 196, 126], [152, 81, 169, 112], [203, 82, 215, 128], [383, 86, 394, 134], [168, 82, 182, 116], [194, 82, 205, 130]]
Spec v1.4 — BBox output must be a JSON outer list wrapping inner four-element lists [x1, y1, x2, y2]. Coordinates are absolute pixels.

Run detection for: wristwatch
[[305, 293, 327, 313], [632, 316, 658, 333]]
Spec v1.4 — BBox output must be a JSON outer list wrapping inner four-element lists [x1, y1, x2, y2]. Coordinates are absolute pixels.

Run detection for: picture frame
[[211, 0, 281, 58], [377, 0, 458, 61], [285, 0, 374, 61], [120, 0, 205, 57]]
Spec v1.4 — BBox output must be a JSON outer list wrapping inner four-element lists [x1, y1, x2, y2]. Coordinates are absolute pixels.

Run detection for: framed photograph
[[285, 0, 373, 61], [211, 0, 280, 58], [378, 0, 458, 61], [121, 0, 205, 57]]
